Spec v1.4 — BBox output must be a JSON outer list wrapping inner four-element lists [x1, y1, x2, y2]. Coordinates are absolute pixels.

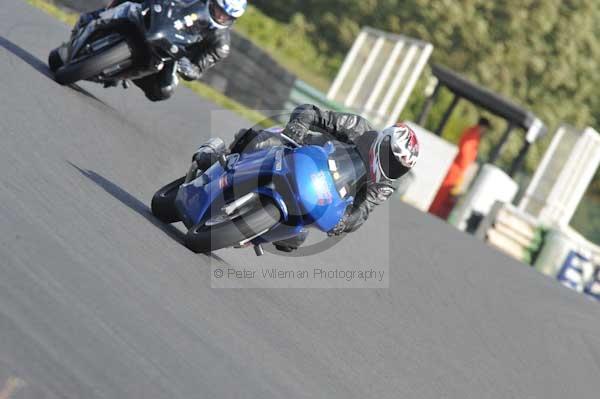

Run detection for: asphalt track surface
[[1, 1, 600, 398]]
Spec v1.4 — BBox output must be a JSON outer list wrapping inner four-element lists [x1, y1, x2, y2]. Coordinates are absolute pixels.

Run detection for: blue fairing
[[175, 147, 283, 228], [175, 143, 354, 240], [288, 146, 351, 232]]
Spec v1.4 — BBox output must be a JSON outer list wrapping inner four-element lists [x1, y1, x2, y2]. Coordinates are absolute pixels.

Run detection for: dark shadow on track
[[0, 35, 53, 78], [0, 35, 108, 105], [67, 81, 109, 104], [68, 161, 227, 263]]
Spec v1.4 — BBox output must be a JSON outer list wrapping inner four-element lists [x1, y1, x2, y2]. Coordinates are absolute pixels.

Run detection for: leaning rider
[[192, 104, 420, 252], [70, 0, 246, 101]]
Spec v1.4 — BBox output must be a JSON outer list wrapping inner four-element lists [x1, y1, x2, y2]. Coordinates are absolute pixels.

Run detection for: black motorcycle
[[48, 0, 206, 86]]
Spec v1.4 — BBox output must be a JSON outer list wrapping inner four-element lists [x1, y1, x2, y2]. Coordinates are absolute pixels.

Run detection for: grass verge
[[26, 0, 77, 25], [182, 81, 275, 127], [234, 6, 332, 91], [25, 0, 276, 127]]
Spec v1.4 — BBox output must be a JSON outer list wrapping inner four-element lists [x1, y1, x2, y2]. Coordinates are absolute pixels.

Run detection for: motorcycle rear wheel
[[54, 40, 131, 85], [185, 199, 281, 254]]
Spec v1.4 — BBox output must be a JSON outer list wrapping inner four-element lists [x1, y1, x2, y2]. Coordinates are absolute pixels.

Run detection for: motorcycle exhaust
[[222, 193, 258, 216]]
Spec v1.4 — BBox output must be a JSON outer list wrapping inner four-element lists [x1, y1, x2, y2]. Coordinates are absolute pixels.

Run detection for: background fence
[[326, 27, 433, 128]]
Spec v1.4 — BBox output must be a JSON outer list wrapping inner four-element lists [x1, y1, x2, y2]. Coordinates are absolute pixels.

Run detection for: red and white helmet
[[370, 123, 419, 181], [384, 123, 419, 168]]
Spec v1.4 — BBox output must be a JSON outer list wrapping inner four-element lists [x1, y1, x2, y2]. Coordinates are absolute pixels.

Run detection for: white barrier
[[519, 126, 600, 227], [450, 164, 519, 232], [476, 202, 543, 264], [400, 122, 457, 211], [534, 227, 600, 300]]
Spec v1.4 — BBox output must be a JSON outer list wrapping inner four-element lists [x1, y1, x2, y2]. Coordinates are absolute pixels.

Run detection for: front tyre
[[48, 48, 64, 73], [54, 40, 131, 85], [151, 176, 186, 224], [185, 200, 281, 254]]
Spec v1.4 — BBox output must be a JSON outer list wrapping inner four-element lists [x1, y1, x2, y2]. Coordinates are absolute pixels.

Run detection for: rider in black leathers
[[194, 104, 421, 252], [134, 27, 231, 101], [71, 0, 242, 101]]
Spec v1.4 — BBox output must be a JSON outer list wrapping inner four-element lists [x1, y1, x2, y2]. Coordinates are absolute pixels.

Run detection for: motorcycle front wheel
[[184, 199, 281, 254], [53, 40, 131, 85], [151, 176, 186, 224], [48, 48, 64, 73]]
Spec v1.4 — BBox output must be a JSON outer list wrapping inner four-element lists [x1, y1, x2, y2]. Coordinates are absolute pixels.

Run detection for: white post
[[327, 31, 368, 100], [364, 42, 405, 114], [557, 129, 600, 225], [518, 126, 566, 211], [525, 118, 544, 143], [386, 43, 434, 126], [377, 45, 418, 122], [344, 37, 386, 107], [540, 128, 600, 226]]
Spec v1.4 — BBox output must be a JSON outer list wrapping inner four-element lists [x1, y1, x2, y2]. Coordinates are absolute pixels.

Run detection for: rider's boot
[[157, 62, 179, 100], [103, 81, 119, 88], [193, 138, 227, 172], [273, 229, 309, 253], [133, 62, 179, 101]]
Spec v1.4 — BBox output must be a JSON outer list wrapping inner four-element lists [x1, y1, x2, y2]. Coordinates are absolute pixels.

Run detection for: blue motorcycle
[[151, 129, 366, 256]]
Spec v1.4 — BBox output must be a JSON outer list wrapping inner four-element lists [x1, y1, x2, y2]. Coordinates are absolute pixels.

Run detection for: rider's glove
[[282, 121, 309, 144], [177, 57, 202, 81]]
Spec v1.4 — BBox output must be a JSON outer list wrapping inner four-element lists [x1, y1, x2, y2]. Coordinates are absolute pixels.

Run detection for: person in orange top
[[429, 117, 491, 219]]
